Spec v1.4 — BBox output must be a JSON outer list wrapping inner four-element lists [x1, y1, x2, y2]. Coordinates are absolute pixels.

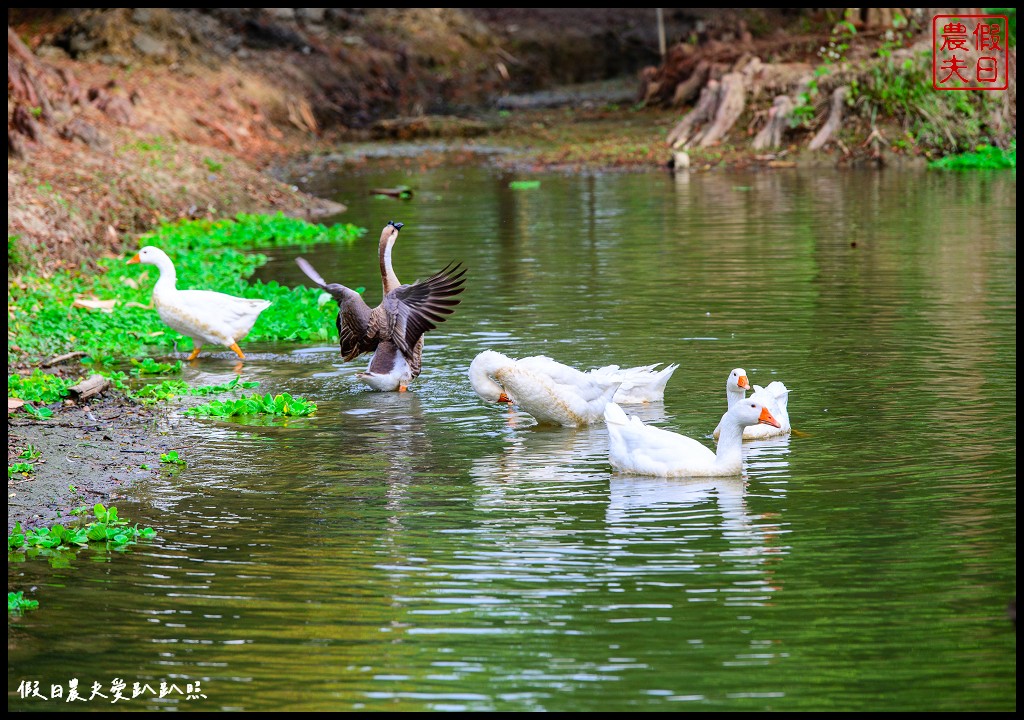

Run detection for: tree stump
[[808, 86, 848, 151], [752, 95, 794, 150]]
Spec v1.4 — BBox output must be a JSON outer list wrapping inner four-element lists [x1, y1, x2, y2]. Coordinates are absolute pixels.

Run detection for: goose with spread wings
[[296, 221, 466, 391]]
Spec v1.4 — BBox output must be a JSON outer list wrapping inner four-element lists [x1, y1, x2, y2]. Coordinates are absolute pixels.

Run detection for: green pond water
[[8, 165, 1016, 711]]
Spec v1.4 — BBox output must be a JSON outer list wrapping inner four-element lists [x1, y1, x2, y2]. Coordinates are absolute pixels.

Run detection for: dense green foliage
[[7, 369, 79, 403], [8, 213, 364, 362], [929, 142, 1016, 169]]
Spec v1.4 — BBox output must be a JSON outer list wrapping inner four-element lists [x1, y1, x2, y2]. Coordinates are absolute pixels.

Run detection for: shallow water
[[8, 166, 1016, 711]]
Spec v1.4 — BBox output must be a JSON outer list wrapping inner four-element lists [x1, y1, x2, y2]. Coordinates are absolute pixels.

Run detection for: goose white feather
[[468, 350, 621, 427], [127, 246, 271, 360], [605, 399, 781, 477], [586, 362, 679, 403], [713, 368, 791, 440]]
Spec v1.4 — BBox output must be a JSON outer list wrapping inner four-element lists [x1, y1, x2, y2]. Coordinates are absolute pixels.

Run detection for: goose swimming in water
[[713, 367, 791, 440], [606, 399, 781, 477], [297, 221, 466, 391]]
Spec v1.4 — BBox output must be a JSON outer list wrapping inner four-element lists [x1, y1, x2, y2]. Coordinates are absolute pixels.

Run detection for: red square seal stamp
[[932, 14, 1010, 90]]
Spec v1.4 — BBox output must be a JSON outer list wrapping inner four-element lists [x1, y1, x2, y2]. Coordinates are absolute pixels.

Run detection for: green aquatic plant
[[190, 375, 260, 396], [929, 142, 1016, 170], [184, 392, 317, 418], [8, 213, 365, 362], [8, 591, 39, 614], [7, 370, 79, 403], [18, 444, 42, 461], [160, 451, 186, 465], [8, 462, 34, 478], [8, 504, 156, 568], [131, 380, 191, 404], [130, 357, 183, 375], [508, 180, 541, 190], [20, 404, 53, 420]]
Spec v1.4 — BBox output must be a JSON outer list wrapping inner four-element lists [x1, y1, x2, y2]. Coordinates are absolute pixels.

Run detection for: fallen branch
[[41, 351, 87, 368], [67, 374, 110, 402]]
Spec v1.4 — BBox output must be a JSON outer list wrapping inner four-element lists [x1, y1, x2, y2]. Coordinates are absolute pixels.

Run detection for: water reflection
[[9, 167, 1016, 712]]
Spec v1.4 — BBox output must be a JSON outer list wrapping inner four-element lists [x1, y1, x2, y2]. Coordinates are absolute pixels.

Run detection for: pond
[[8, 164, 1016, 711]]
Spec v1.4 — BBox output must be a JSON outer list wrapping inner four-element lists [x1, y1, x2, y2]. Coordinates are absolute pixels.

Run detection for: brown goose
[[296, 221, 466, 392]]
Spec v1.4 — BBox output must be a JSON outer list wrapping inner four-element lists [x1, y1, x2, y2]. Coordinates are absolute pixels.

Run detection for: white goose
[[713, 367, 791, 440], [586, 362, 679, 403], [605, 399, 780, 477], [468, 350, 621, 427], [127, 246, 272, 360]]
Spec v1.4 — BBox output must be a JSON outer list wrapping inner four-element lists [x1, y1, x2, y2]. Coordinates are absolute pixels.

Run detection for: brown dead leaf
[[8, 398, 25, 413], [72, 298, 118, 312]]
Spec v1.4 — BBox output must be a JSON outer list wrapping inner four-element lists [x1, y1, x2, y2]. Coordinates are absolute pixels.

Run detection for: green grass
[[8, 213, 365, 363], [850, 49, 1010, 155]]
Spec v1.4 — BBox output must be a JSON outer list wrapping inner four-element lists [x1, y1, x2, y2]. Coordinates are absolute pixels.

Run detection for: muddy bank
[[7, 392, 169, 532]]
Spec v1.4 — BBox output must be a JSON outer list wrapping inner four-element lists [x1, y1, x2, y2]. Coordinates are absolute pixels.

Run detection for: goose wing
[[296, 257, 376, 360], [385, 262, 467, 358]]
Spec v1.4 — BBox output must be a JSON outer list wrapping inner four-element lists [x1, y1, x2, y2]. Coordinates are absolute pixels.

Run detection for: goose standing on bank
[[606, 399, 781, 477], [713, 367, 791, 440], [296, 221, 466, 392], [127, 246, 272, 361], [468, 350, 622, 427]]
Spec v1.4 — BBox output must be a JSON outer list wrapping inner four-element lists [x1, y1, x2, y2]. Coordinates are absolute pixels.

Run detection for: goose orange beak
[[497, 393, 511, 404], [738, 375, 750, 390], [127, 253, 141, 264], [759, 406, 781, 428]]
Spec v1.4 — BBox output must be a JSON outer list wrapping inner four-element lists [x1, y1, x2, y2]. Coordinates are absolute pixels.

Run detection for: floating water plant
[[184, 392, 317, 418], [508, 180, 541, 190], [130, 357, 183, 375], [8, 504, 156, 567], [190, 375, 260, 396], [159, 451, 186, 465], [8, 591, 39, 614]]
